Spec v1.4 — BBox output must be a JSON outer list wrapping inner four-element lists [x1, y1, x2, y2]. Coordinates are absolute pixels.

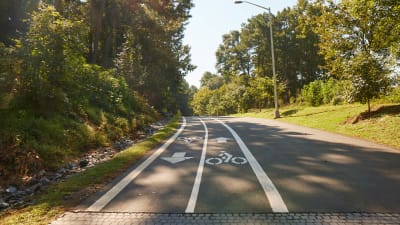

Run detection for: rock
[[27, 183, 42, 193], [38, 169, 46, 177], [6, 186, 17, 194], [15, 191, 26, 197], [79, 159, 89, 168], [27, 177, 39, 186], [63, 194, 72, 201], [39, 177, 50, 185], [52, 173, 63, 180], [12, 199, 25, 208], [0, 198, 9, 209], [57, 168, 67, 174], [113, 137, 135, 150], [67, 162, 77, 170]]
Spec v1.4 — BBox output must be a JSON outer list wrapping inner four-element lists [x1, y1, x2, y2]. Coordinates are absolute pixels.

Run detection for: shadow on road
[[220, 117, 400, 213]]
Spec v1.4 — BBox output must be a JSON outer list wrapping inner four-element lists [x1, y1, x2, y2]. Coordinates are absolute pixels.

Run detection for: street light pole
[[234, 1, 280, 118]]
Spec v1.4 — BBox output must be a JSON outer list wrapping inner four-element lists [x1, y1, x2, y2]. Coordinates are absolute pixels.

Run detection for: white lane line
[[86, 117, 187, 212], [185, 117, 208, 213], [216, 119, 289, 213]]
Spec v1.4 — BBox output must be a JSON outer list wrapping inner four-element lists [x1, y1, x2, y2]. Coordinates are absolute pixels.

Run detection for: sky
[[183, 0, 298, 88]]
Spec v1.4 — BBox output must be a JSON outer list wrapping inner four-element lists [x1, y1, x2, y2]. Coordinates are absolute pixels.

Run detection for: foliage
[[0, 0, 193, 185], [248, 76, 274, 111], [383, 86, 400, 103], [0, 116, 181, 225], [215, 1, 325, 103], [191, 0, 400, 114], [316, 0, 400, 112], [15, 3, 88, 113], [191, 74, 285, 116], [199, 71, 225, 90], [301, 80, 323, 106]]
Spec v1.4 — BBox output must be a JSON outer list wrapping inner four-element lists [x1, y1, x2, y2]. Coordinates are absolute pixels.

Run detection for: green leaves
[[316, 0, 399, 111]]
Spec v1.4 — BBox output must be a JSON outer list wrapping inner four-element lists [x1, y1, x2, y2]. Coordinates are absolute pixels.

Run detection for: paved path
[[51, 212, 400, 225], [50, 116, 400, 224]]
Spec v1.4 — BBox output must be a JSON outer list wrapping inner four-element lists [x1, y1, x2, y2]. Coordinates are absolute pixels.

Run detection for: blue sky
[[183, 0, 298, 87]]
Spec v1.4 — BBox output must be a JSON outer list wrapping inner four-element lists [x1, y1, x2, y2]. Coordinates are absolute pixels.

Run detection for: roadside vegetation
[[234, 103, 400, 150], [0, 1, 195, 186], [0, 116, 180, 225], [190, 0, 399, 117], [189, 0, 399, 149]]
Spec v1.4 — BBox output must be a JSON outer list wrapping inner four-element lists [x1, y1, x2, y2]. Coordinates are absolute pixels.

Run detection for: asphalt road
[[81, 116, 400, 213]]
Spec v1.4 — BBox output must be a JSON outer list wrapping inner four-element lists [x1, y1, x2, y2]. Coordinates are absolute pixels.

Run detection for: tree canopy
[[191, 0, 400, 115], [0, 0, 195, 183]]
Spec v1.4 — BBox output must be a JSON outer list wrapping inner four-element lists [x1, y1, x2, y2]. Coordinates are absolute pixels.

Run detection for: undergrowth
[[0, 115, 180, 225], [0, 100, 159, 186]]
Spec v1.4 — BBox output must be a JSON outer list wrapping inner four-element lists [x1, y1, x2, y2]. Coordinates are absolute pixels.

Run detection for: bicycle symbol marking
[[177, 136, 202, 144], [205, 151, 248, 166]]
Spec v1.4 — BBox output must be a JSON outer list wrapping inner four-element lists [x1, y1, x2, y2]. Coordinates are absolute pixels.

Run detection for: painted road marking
[[161, 152, 193, 164], [177, 136, 203, 143], [205, 151, 248, 165], [216, 119, 289, 213], [215, 137, 233, 143], [86, 117, 187, 212], [185, 117, 208, 213]]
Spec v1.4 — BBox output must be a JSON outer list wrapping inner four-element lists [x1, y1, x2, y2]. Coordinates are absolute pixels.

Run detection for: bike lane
[[193, 118, 272, 212], [87, 117, 206, 212]]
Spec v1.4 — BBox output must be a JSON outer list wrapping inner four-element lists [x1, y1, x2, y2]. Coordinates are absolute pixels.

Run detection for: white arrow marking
[[161, 152, 193, 164], [86, 117, 187, 212], [216, 137, 233, 143]]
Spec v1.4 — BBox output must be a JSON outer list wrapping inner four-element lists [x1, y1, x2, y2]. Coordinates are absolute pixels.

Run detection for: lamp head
[[234, 1, 243, 4]]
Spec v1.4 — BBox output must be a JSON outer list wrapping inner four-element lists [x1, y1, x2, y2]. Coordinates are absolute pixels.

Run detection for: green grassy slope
[[234, 103, 400, 149]]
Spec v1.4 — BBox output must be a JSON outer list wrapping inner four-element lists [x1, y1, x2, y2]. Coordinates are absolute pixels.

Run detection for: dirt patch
[[343, 104, 400, 124]]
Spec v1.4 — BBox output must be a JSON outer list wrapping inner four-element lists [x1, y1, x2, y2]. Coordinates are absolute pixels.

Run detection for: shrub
[[385, 86, 400, 103], [301, 78, 350, 106], [301, 80, 324, 106]]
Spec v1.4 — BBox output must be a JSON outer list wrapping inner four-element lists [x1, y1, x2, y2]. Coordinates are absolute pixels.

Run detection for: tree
[[191, 87, 213, 115], [275, 0, 325, 101], [216, 30, 252, 81], [248, 76, 274, 111], [200, 71, 224, 90], [316, 0, 400, 112], [16, 3, 88, 112], [0, 0, 40, 45], [214, 1, 326, 105], [200, 71, 215, 87]]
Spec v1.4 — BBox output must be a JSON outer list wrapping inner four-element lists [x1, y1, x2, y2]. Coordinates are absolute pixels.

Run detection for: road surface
[[52, 116, 400, 224]]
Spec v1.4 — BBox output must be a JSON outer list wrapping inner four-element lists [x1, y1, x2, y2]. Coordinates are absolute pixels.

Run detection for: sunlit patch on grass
[[234, 104, 400, 150]]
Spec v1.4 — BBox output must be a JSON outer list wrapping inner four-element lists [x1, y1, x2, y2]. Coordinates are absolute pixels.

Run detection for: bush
[[301, 80, 324, 106], [301, 78, 349, 106], [385, 86, 400, 103]]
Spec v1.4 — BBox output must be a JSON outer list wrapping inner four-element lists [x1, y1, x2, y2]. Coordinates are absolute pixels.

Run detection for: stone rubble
[[0, 119, 169, 212]]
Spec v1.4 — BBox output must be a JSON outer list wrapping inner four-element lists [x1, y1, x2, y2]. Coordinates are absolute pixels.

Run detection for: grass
[[0, 115, 180, 225], [233, 103, 400, 150]]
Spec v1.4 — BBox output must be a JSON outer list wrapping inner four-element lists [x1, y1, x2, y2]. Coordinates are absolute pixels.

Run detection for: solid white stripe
[[86, 117, 187, 211], [217, 119, 289, 213], [185, 117, 208, 213]]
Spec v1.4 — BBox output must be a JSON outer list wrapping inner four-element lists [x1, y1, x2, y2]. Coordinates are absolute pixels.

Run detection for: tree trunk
[[367, 98, 371, 117], [89, 0, 105, 64]]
